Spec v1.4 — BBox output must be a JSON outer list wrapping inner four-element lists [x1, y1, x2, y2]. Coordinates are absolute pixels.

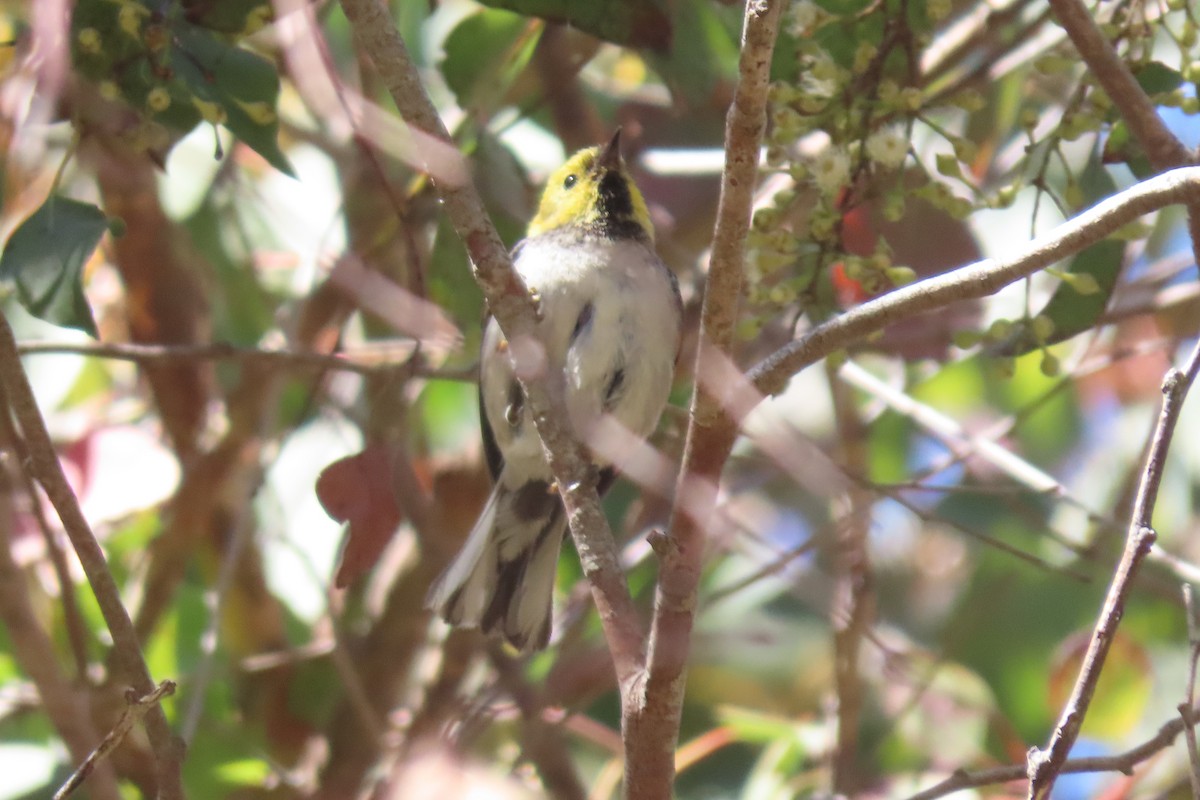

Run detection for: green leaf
[[813, 8, 885, 70], [1132, 61, 1184, 95], [0, 196, 106, 336], [1102, 120, 1153, 179], [646, 1, 740, 110], [1033, 239, 1123, 342], [477, 0, 671, 50], [993, 164, 1124, 356], [441, 9, 542, 118], [182, 0, 274, 38], [170, 26, 293, 175], [935, 152, 962, 179], [717, 705, 804, 745]]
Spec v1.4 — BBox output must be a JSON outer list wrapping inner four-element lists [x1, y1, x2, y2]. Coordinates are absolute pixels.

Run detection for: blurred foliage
[[0, 0, 1197, 798], [71, 0, 289, 172]]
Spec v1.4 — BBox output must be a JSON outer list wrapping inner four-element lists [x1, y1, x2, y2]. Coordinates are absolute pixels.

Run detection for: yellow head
[[527, 130, 654, 241]]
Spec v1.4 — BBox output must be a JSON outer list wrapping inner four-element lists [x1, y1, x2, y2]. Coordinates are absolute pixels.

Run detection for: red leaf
[[316, 445, 404, 588]]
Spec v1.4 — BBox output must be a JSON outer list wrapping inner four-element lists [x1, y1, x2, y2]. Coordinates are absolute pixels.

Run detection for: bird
[[426, 130, 682, 652]]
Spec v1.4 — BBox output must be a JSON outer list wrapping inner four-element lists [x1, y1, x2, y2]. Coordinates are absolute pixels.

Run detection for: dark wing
[[478, 363, 505, 481], [478, 239, 528, 482]]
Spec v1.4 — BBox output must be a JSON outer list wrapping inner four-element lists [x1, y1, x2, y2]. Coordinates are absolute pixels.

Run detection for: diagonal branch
[[751, 166, 1200, 395], [334, 0, 645, 689], [1046, 0, 1200, 312], [909, 700, 1200, 800], [1047, 0, 1192, 171], [0, 311, 186, 798], [53, 681, 176, 800], [0, 472, 120, 800], [1027, 338, 1200, 799]]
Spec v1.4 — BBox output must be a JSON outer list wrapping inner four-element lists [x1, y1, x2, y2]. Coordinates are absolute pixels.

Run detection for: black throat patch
[[590, 171, 642, 239]]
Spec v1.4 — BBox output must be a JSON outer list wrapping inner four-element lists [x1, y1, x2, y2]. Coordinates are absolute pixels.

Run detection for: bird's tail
[[426, 479, 566, 652]]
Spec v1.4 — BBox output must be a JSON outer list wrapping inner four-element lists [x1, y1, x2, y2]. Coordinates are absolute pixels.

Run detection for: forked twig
[[53, 681, 176, 800], [1027, 338, 1200, 799]]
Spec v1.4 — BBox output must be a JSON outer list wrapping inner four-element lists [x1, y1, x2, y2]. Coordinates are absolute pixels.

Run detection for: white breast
[[484, 234, 680, 481]]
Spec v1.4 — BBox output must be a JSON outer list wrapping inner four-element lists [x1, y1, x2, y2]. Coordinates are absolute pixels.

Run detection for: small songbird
[[427, 130, 682, 651]]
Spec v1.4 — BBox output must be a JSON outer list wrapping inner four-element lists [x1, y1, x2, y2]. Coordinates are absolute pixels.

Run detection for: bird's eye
[[563, 174, 578, 189]]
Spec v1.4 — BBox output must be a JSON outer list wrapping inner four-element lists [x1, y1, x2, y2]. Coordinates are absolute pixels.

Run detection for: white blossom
[[866, 127, 909, 169], [811, 147, 851, 197], [787, 1, 820, 36]]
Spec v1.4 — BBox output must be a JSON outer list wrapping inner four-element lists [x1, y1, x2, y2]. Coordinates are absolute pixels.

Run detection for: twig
[[626, 2, 784, 799], [907, 702, 1200, 800], [320, 565, 454, 795], [178, 508, 256, 743], [1180, 585, 1200, 798], [837, 359, 1122, 556], [838, 360, 1063, 493], [1027, 336, 1200, 800], [0, 381, 91, 680], [0, 311, 186, 797], [488, 645, 587, 800], [53, 681, 176, 800], [0, 479, 120, 800], [533, 23, 605, 152], [336, 0, 646, 690], [15, 339, 473, 380], [1045, 0, 1200, 321], [1047, 0, 1191, 171], [750, 166, 1200, 397], [316, 443, 437, 794]]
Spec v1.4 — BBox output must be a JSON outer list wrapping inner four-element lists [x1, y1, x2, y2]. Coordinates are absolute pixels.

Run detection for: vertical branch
[[625, 1, 783, 797], [1179, 585, 1200, 798], [1027, 338, 1200, 800], [0, 311, 186, 799], [827, 367, 875, 793]]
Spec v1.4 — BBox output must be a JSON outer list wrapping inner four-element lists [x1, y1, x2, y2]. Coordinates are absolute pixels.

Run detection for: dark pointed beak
[[597, 128, 622, 171]]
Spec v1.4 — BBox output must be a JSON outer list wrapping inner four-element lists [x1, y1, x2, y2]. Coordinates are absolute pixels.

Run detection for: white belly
[[481, 234, 680, 483]]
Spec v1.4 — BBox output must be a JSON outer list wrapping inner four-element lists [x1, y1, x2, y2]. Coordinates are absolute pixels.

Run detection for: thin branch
[[827, 365, 874, 794], [0, 480, 120, 800], [335, 0, 646, 689], [15, 339, 473, 380], [53, 681, 176, 800], [1047, 0, 1191, 171], [178, 508, 256, 742], [0, 311, 186, 798], [751, 166, 1200, 397], [1180, 584, 1200, 798], [838, 360, 1062, 493], [907, 703, 1200, 800], [1046, 0, 1200, 308], [488, 645, 587, 800], [837, 359, 1116, 557], [1027, 336, 1200, 800], [626, 2, 784, 799], [0, 384, 91, 680]]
